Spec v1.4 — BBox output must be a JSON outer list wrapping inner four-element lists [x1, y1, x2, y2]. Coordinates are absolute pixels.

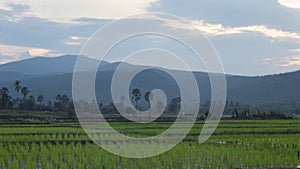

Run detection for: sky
[[0, 0, 300, 75]]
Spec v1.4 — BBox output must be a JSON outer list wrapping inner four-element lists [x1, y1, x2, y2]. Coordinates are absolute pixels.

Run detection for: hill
[[0, 55, 299, 105]]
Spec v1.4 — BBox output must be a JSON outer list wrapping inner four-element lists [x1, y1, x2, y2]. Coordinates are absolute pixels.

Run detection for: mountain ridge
[[0, 55, 299, 105], [1, 55, 299, 77]]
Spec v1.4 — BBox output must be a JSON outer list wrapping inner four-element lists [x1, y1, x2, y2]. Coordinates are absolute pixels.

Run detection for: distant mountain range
[[0, 55, 299, 105]]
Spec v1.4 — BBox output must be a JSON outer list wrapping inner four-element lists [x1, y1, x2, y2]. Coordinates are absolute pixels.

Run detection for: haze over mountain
[[0, 55, 108, 76], [0, 55, 299, 105]]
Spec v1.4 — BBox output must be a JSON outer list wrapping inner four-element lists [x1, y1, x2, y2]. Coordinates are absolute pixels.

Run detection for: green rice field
[[0, 120, 299, 169]]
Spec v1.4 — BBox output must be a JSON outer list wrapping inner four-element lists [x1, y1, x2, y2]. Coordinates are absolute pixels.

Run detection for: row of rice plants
[[0, 138, 298, 168]]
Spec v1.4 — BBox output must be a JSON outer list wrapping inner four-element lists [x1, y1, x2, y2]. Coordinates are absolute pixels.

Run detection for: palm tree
[[131, 88, 141, 109], [28, 95, 35, 102], [27, 95, 35, 111], [37, 94, 44, 105], [56, 94, 62, 103], [0, 87, 10, 99], [55, 94, 62, 111], [13, 80, 22, 106], [144, 91, 153, 118], [0, 87, 11, 109], [13, 80, 22, 95], [62, 95, 69, 103], [144, 91, 152, 107], [62, 95, 69, 110], [21, 87, 29, 100]]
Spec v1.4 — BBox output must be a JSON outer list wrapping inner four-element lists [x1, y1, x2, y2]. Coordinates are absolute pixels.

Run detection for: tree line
[[0, 81, 297, 120], [0, 80, 74, 113], [199, 100, 295, 120]]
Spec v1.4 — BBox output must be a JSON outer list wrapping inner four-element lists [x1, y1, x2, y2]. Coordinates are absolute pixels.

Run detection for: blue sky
[[0, 0, 299, 75]]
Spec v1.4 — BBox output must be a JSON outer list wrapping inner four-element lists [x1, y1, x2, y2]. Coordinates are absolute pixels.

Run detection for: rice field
[[0, 120, 299, 169]]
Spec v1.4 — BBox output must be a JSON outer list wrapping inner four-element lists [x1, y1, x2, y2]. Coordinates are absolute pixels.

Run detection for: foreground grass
[[0, 120, 299, 168]]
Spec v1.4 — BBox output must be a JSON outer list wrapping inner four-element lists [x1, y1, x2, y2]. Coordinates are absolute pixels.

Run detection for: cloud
[[278, 0, 300, 9], [0, 44, 29, 56], [235, 25, 300, 40], [264, 57, 273, 61], [191, 20, 242, 35], [64, 36, 87, 46], [0, 13, 110, 55], [280, 55, 300, 66], [0, 0, 299, 75], [0, 53, 16, 60], [162, 18, 300, 41], [0, 53, 13, 59], [19, 51, 31, 60], [148, 0, 300, 34], [0, 52, 18, 64], [0, 44, 60, 63], [148, 15, 242, 35], [64, 41, 81, 46], [72, 18, 111, 24], [290, 48, 300, 53], [28, 48, 50, 56], [70, 36, 80, 40], [0, 3, 32, 22], [6, 3, 30, 15], [0, 0, 159, 22]]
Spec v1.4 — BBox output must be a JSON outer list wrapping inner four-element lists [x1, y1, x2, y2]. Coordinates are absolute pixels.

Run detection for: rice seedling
[[0, 120, 299, 168]]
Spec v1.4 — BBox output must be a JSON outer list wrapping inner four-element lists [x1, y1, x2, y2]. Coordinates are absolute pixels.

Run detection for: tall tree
[[21, 87, 29, 99], [144, 91, 152, 107], [13, 80, 22, 95], [56, 94, 62, 103], [12, 80, 22, 107], [144, 91, 153, 118], [0, 87, 12, 109], [168, 97, 181, 114], [0, 87, 9, 99], [62, 94, 69, 111], [37, 94, 44, 105], [54, 94, 62, 111], [131, 88, 141, 109], [26, 95, 35, 110]]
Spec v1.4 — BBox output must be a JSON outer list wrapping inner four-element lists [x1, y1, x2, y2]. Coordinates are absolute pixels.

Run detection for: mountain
[[0, 55, 112, 75], [0, 55, 299, 105], [0, 71, 36, 83], [226, 71, 300, 103]]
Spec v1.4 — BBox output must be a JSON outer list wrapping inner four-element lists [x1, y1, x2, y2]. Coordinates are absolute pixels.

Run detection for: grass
[[0, 120, 299, 168]]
